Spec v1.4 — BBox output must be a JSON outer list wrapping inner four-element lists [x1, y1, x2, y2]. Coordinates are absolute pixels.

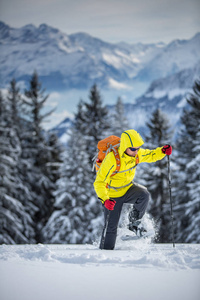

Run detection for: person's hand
[[162, 145, 172, 155], [104, 199, 116, 211]]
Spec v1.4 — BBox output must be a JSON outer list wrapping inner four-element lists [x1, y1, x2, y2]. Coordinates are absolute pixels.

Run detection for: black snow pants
[[101, 183, 150, 250]]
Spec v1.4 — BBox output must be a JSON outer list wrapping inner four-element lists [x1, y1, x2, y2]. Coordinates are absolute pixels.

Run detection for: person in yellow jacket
[[94, 129, 172, 250]]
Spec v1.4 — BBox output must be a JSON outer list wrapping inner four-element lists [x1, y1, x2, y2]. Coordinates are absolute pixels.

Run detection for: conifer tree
[[43, 85, 111, 244], [111, 97, 129, 137], [45, 132, 63, 184], [142, 108, 174, 242], [22, 71, 60, 242], [0, 88, 35, 244], [7, 79, 22, 130], [43, 129, 102, 243], [75, 84, 112, 167], [74, 85, 112, 237], [174, 80, 200, 243]]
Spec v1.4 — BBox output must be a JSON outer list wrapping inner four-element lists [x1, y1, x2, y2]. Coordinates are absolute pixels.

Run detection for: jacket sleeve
[[93, 152, 116, 203], [139, 147, 166, 163]]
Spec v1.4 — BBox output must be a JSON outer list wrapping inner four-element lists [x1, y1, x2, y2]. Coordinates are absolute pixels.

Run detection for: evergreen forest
[[0, 72, 200, 244]]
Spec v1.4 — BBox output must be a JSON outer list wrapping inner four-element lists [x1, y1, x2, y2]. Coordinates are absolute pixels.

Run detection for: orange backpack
[[93, 135, 140, 177], [94, 135, 121, 177]]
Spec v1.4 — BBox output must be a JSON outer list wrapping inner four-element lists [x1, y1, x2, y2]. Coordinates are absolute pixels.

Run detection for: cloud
[[0, 0, 199, 43]]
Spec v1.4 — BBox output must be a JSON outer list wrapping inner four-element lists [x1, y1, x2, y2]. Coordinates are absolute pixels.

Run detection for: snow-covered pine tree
[[44, 86, 112, 244], [0, 87, 35, 244], [45, 132, 63, 184], [74, 85, 113, 239], [43, 128, 103, 243], [75, 84, 112, 167], [7, 79, 23, 131], [174, 80, 200, 243], [110, 97, 129, 137], [22, 71, 60, 242], [141, 108, 174, 242]]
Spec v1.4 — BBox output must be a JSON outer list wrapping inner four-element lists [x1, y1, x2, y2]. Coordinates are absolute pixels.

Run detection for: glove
[[104, 199, 116, 211], [162, 144, 172, 155]]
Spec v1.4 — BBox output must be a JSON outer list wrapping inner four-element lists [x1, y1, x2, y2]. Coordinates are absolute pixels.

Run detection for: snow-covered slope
[[136, 33, 200, 82], [49, 61, 199, 142], [0, 243, 199, 300], [146, 62, 200, 95], [123, 62, 200, 137]]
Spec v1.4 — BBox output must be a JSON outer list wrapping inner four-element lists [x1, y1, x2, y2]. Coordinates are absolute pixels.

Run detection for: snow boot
[[128, 220, 147, 237], [128, 207, 147, 237]]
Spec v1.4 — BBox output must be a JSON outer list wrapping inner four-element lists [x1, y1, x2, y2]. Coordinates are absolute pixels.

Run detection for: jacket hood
[[119, 130, 144, 156]]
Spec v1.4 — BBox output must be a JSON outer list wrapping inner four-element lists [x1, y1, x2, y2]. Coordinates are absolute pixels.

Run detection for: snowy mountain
[[1, 21, 199, 91], [1, 21, 200, 140], [124, 62, 200, 137], [52, 63, 200, 142], [0, 21, 161, 90], [49, 117, 73, 145], [136, 33, 200, 82]]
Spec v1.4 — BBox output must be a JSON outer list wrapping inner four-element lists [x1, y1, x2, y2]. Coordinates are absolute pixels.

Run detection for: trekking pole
[[167, 155, 175, 248], [100, 210, 110, 249]]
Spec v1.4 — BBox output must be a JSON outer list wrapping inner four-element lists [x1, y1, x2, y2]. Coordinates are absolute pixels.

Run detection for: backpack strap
[[94, 152, 139, 175], [106, 156, 139, 190], [115, 154, 139, 174], [110, 146, 120, 177]]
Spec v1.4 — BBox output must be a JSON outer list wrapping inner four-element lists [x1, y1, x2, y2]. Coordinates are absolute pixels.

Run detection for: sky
[[0, 0, 200, 44]]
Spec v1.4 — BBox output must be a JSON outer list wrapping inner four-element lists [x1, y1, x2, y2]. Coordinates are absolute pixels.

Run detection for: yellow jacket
[[93, 129, 166, 203]]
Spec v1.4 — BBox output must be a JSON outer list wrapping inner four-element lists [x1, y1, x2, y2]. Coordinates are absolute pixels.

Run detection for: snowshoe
[[121, 229, 154, 241], [120, 220, 152, 241], [128, 220, 147, 237], [118, 212, 156, 243]]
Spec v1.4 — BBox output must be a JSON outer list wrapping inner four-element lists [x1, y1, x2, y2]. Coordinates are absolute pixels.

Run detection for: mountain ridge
[[0, 21, 199, 140], [1, 21, 199, 92]]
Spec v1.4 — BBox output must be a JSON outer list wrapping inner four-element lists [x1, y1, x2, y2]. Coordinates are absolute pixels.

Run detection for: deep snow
[[0, 240, 199, 300]]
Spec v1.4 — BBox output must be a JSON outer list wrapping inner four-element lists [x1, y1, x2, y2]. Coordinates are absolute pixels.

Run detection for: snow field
[[0, 242, 199, 300]]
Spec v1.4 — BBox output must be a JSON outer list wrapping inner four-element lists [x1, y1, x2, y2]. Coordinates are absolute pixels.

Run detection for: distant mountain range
[[0, 21, 199, 90], [0, 21, 200, 142], [125, 62, 200, 137], [0, 21, 163, 89]]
